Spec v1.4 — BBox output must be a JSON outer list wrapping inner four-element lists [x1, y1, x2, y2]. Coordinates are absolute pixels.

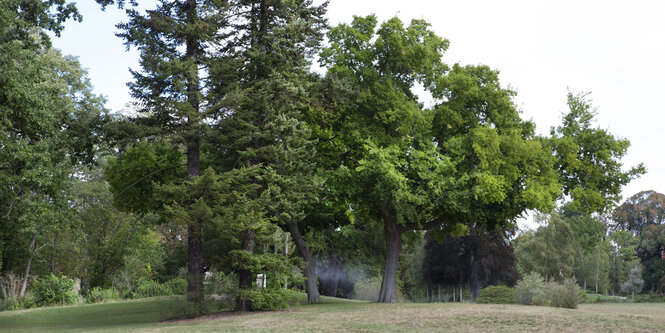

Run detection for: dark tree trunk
[[184, 0, 203, 310], [187, 219, 203, 305], [378, 212, 401, 303], [286, 220, 320, 303], [20, 231, 38, 298], [235, 229, 255, 311], [469, 255, 480, 301]]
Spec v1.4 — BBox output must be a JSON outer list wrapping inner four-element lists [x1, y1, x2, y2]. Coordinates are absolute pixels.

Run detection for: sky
[[51, 0, 665, 228]]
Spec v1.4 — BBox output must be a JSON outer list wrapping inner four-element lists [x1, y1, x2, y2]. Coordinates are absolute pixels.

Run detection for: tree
[[1, 0, 106, 297], [95, 0, 231, 308], [621, 265, 644, 302], [514, 213, 576, 282], [550, 92, 645, 215], [611, 191, 665, 292], [321, 16, 560, 302]]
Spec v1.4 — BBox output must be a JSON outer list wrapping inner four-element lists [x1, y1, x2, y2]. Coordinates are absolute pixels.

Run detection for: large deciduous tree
[[320, 16, 560, 302], [1, 0, 106, 297]]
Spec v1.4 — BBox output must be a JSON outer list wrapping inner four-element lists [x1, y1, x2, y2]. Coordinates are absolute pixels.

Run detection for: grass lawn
[[1, 296, 664, 332]]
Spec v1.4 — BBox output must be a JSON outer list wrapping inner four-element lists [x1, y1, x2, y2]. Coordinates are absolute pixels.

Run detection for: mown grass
[[1, 296, 664, 332]]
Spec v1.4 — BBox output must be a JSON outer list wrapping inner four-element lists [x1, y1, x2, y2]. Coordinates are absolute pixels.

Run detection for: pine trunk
[[184, 0, 203, 310], [469, 255, 480, 301], [378, 213, 401, 303], [286, 220, 320, 303], [235, 230, 255, 311]]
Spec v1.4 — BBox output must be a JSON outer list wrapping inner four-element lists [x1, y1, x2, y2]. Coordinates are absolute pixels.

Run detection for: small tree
[[621, 266, 644, 302]]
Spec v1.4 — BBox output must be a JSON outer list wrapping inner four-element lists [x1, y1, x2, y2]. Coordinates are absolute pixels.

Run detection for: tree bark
[[283, 232, 289, 290], [378, 212, 401, 303], [184, 0, 203, 310], [235, 229, 255, 311], [469, 255, 480, 301], [286, 220, 320, 303], [20, 231, 38, 298]]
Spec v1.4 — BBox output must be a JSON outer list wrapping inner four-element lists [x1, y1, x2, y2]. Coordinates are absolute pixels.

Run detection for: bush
[[85, 287, 121, 304], [515, 273, 580, 309], [547, 278, 580, 309], [515, 272, 546, 306], [131, 280, 172, 299], [31, 274, 78, 307], [475, 285, 515, 304], [237, 289, 290, 311], [634, 293, 665, 303], [0, 295, 36, 311], [164, 278, 187, 295]]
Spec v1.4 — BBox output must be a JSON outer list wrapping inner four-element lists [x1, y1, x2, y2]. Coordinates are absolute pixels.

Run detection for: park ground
[[1, 296, 664, 332]]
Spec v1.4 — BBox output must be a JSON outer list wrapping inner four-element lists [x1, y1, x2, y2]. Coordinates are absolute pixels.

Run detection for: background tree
[[611, 191, 665, 292], [621, 265, 644, 302], [514, 213, 576, 282]]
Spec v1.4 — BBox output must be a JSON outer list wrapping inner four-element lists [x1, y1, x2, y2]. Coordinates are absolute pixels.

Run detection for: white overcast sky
[[52, 0, 665, 228]]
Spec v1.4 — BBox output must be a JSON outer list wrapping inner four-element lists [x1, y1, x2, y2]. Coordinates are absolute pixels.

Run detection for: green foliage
[[163, 278, 187, 296], [633, 293, 665, 303], [131, 280, 173, 299], [514, 213, 576, 282], [31, 274, 78, 307], [515, 272, 547, 306], [515, 273, 580, 309], [236, 289, 291, 311], [85, 287, 121, 304], [551, 92, 645, 214], [475, 286, 515, 304], [204, 271, 238, 296]]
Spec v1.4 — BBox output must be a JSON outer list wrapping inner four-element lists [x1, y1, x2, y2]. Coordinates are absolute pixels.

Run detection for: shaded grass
[[1, 296, 664, 332]]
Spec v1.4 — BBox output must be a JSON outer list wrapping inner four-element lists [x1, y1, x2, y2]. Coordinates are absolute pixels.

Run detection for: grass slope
[[1, 296, 664, 332]]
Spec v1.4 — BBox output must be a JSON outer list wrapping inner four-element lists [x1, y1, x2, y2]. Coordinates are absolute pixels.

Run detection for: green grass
[[1, 296, 665, 332]]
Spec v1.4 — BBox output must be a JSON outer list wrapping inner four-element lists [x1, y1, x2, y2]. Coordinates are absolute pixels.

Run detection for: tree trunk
[[459, 284, 463, 302], [283, 232, 289, 290], [184, 0, 203, 311], [437, 285, 441, 302], [378, 213, 401, 303], [19, 231, 38, 298], [235, 229, 255, 311], [286, 220, 320, 303], [426, 285, 429, 302], [469, 255, 480, 301]]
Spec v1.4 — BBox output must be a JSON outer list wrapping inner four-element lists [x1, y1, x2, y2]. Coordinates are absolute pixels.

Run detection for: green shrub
[[546, 278, 580, 309], [237, 289, 290, 311], [515, 273, 580, 309], [131, 280, 172, 299], [475, 285, 515, 304], [515, 272, 546, 306], [85, 287, 121, 303], [164, 278, 187, 295], [31, 274, 78, 307], [0, 295, 36, 311], [634, 293, 665, 303]]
